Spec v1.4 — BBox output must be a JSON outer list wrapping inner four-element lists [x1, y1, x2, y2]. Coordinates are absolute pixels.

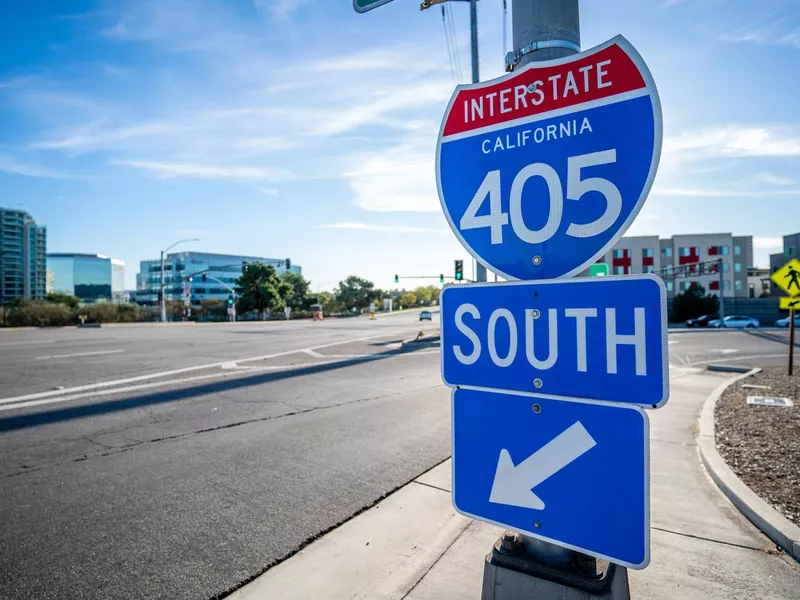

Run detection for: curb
[[697, 368, 800, 562], [705, 364, 753, 374]]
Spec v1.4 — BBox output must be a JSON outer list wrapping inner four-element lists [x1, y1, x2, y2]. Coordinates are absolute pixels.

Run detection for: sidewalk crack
[[412, 480, 450, 494], [651, 525, 767, 552], [400, 521, 472, 599]]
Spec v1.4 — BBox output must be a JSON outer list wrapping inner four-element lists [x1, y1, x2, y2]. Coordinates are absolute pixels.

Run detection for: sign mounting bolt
[[534, 521, 541, 529], [527, 83, 538, 93], [532, 403, 542, 414], [532, 256, 543, 266], [531, 309, 541, 319], [533, 378, 543, 389]]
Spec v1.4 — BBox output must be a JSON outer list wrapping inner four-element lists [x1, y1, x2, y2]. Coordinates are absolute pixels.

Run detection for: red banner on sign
[[443, 43, 646, 138]]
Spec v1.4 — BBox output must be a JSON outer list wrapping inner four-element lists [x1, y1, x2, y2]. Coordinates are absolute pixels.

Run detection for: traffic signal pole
[[480, 1, 630, 599]]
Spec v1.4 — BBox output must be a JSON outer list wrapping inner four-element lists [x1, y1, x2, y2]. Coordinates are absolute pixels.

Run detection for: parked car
[[776, 314, 800, 328], [708, 315, 760, 329], [686, 314, 719, 328], [419, 310, 432, 321]]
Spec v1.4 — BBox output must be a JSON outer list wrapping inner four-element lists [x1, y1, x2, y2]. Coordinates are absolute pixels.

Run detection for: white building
[[586, 233, 753, 298]]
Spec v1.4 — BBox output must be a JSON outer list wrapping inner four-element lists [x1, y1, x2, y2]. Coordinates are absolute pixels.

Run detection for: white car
[[708, 315, 760, 329], [776, 314, 800, 328]]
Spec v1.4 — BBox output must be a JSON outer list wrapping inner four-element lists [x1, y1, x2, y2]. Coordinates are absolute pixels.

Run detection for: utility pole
[[159, 238, 199, 323], [470, 0, 488, 284], [481, 2, 629, 599]]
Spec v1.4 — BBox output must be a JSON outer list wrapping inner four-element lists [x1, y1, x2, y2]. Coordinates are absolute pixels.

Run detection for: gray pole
[[160, 251, 166, 323], [501, 0, 582, 569], [471, 0, 488, 283], [718, 258, 725, 320], [513, 0, 580, 67]]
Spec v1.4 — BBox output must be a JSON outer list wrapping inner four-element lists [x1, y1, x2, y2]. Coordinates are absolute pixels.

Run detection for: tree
[[336, 276, 377, 311], [671, 283, 719, 323], [280, 271, 311, 311], [236, 263, 292, 319], [398, 292, 418, 307], [413, 285, 441, 306], [47, 293, 80, 309]]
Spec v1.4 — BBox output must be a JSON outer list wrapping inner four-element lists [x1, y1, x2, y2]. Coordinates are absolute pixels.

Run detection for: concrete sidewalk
[[229, 370, 800, 599]]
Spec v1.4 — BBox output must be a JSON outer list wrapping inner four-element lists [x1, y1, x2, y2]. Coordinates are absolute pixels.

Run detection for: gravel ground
[[715, 367, 800, 526]]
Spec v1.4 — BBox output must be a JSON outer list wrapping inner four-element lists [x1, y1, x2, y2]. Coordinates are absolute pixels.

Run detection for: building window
[[735, 280, 743, 292], [613, 266, 624, 275], [734, 263, 742, 273], [642, 248, 654, 258], [678, 246, 695, 257], [723, 280, 730, 291], [663, 247, 673, 258], [723, 263, 730, 273], [644, 266, 654, 273], [612, 249, 624, 259], [679, 281, 689, 292], [666, 281, 673, 292], [720, 245, 729, 255], [734, 245, 741, 256], [788, 246, 796, 256]]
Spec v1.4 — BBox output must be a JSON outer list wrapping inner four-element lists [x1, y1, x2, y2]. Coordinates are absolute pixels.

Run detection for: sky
[[0, 0, 798, 291]]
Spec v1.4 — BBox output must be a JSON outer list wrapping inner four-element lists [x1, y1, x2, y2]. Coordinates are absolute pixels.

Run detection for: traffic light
[[394, 274, 399, 284], [440, 274, 444, 283], [227, 294, 234, 306], [201, 273, 207, 283], [285, 258, 291, 270], [454, 260, 463, 281]]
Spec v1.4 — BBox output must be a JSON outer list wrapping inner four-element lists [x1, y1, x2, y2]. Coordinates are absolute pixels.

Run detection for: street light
[[160, 238, 199, 322]]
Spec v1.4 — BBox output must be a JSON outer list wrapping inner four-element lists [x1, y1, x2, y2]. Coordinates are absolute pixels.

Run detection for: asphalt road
[[0, 317, 796, 600]]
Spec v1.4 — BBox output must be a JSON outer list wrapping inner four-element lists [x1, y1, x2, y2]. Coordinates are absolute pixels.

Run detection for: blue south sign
[[436, 35, 662, 280], [440, 275, 669, 407]]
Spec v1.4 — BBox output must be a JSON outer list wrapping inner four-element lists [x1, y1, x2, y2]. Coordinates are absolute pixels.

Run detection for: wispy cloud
[[651, 186, 800, 198], [0, 153, 75, 179], [753, 236, 784, 249], [719, 25, 800, 49], [110, 159, 294, 181], [664, 125, 800, 158], [256, 186, 279, 196], [255, 0, 314, 20], [320, 222, 448, 234]]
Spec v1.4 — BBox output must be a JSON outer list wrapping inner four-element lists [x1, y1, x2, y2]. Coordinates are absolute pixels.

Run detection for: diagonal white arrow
[[489, 421, 597, 510]]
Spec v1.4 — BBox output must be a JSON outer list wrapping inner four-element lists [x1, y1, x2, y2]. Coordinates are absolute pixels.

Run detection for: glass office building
[[47, 254, 126, 303], [136, 252, 301, 304], [0, 208, 47, 302]]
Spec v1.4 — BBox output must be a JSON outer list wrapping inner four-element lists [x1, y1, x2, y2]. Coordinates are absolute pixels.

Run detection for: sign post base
[[481, 533, 630, 600]]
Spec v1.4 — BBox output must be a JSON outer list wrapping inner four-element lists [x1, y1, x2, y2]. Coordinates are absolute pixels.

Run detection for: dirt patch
[[715, 367, 800, 526]]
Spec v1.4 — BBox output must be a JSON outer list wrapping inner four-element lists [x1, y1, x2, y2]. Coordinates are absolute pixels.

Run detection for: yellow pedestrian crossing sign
[[771, 258, 800, 297], [779, 297, 800, 310]]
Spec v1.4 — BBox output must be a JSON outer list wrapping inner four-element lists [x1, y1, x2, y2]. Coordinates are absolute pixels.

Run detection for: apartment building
[[0, 208, 47, 302], [587, 233, 753, 298]]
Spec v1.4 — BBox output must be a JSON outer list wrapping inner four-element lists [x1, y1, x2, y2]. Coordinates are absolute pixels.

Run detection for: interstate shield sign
[[436, 35, 662, 280]]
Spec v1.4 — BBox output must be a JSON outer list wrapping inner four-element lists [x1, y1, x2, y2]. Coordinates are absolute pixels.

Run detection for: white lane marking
[[690, 353, 790, 366], [2, 349, 443, 412], [0, 372, 242, 413], [716, 349, 739, 354], [0, 332, 406, 406], [35, 349, 125, 361], [303, 349, 326, 358]]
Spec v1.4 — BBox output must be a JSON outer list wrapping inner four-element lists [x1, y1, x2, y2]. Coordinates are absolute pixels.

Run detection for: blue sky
[[1, 0, 798, 291]]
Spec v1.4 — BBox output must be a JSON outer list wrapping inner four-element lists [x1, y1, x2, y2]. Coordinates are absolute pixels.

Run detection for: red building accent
[[678, 247, 699, 265], [709, 280, 720, 291], [643, 256, 654, 267], [612, 249, 631, 274]]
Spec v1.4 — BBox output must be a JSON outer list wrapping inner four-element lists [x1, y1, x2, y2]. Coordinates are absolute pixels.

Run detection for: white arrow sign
[[489, 421, 597, 510]]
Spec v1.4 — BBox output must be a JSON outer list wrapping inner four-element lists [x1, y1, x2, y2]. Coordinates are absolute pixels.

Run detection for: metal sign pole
[[480, 1, 630, 598], [789, 309, 795, 377]]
